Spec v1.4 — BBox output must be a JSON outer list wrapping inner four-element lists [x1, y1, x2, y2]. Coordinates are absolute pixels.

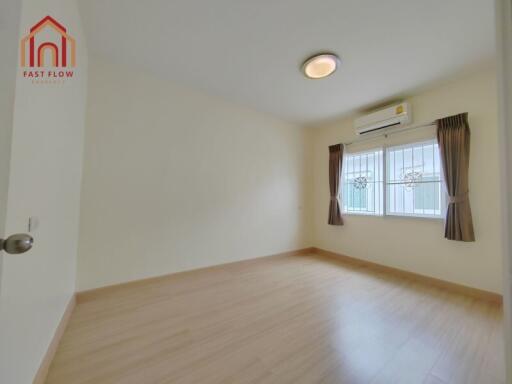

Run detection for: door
[[1, 0, 86, 381], [496, 0, 512, 381], [0, 1, 28, 293], [0, 1, 37, 380]]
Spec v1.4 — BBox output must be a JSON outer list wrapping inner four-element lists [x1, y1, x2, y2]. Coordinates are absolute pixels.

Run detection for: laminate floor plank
[[45, 254, 504, 384]]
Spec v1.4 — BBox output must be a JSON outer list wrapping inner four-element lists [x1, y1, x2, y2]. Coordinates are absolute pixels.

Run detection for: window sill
[[342, 212, 384, 217], [342, 212, 444, 221], [385, 213, 444, 221]]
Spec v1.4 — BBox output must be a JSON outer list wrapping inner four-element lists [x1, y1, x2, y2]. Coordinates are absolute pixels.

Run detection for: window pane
[[385, 140, 443, 218], [342, 148, 383, 215]]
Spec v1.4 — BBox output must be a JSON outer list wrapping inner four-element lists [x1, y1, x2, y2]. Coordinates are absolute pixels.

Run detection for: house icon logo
[[20, 16, 76, 83]]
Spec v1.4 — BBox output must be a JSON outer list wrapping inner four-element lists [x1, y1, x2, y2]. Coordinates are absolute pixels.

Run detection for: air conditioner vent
[[354, 103, 411, 135]]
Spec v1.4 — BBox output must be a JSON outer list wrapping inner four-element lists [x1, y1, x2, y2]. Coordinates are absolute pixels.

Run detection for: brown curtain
[[436, 113, 475, 241], [328, 144, 344, 225]]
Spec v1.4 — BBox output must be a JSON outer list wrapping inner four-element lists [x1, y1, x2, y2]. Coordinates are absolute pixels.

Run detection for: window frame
[[340, 139, 447, 220], [340, 147, 384, 217]]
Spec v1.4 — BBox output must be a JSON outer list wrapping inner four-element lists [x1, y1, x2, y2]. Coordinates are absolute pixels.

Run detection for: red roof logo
[[20, 16, 76, 68]]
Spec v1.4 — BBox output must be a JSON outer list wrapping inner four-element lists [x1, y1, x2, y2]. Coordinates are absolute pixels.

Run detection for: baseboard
[[311, 247, 502, 304], [77, 247, 315, 303], [33, 294, 76, 384]]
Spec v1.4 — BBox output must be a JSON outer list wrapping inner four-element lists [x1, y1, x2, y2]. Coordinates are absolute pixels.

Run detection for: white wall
[[311, 67, 503, 293], [0, 0, 88, 382], [77, 57, 312, 291]]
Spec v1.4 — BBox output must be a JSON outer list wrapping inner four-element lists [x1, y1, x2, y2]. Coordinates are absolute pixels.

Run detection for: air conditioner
[[354, 102, 411, 135]]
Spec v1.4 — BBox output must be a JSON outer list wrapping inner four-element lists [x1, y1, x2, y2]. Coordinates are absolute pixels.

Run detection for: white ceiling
[[78, 0, 495, 124]]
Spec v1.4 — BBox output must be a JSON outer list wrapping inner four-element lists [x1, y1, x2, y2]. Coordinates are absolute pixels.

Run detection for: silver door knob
[[0, 234, 34, 254]]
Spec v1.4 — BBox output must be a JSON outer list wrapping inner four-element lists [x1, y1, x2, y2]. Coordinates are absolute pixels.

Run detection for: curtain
[[328, 143, 344, 225], [436, 112, 475, 241]]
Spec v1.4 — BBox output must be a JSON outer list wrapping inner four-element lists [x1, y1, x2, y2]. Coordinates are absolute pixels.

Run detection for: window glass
[[386, 140, 443, 218], [342, 149, 384, 216]]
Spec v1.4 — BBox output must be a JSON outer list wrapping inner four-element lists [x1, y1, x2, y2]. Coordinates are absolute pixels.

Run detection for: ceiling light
[[302, 53, 340, 79]]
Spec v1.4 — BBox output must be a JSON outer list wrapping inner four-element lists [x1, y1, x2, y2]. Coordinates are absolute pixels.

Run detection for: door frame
[[496, 0, 512, 381]]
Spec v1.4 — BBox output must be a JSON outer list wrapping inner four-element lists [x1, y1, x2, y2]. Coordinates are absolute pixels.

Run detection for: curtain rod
[[345, 121, 436, 146]]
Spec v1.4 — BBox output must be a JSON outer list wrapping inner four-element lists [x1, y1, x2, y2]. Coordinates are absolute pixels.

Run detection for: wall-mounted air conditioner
[[354, 102, 411, 135]]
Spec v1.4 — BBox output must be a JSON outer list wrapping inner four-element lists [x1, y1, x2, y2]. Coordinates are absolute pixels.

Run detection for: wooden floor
[[46, 253, 504, 384]]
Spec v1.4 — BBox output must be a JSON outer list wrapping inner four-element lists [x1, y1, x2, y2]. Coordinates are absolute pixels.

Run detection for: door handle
[[0, 234, 34, 254]]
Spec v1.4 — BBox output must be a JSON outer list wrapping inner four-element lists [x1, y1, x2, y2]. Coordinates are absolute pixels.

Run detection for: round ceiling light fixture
[[302, 53, 340, 79]]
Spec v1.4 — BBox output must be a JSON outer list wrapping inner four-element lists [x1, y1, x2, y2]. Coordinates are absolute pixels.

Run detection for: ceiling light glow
[[302, 53, 340, 79]]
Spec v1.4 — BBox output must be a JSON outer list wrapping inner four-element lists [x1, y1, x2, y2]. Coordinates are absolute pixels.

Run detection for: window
[[341, 148, 384, 216], [386, 140, 444, 218], [341, 139, 444, 219]]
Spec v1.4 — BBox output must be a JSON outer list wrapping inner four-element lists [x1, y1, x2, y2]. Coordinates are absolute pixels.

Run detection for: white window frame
[[341, 139, 447, 219], [340, 148, 384, 216], [385, 139, 446, 219]]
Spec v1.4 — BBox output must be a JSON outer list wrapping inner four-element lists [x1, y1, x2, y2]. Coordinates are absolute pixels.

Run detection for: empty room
[[1, 0, 512, 383]]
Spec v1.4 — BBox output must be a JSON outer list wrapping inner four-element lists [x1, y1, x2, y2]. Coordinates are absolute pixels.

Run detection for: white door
[[1, 1, 86, 381], [0, 1, 34, 292]]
